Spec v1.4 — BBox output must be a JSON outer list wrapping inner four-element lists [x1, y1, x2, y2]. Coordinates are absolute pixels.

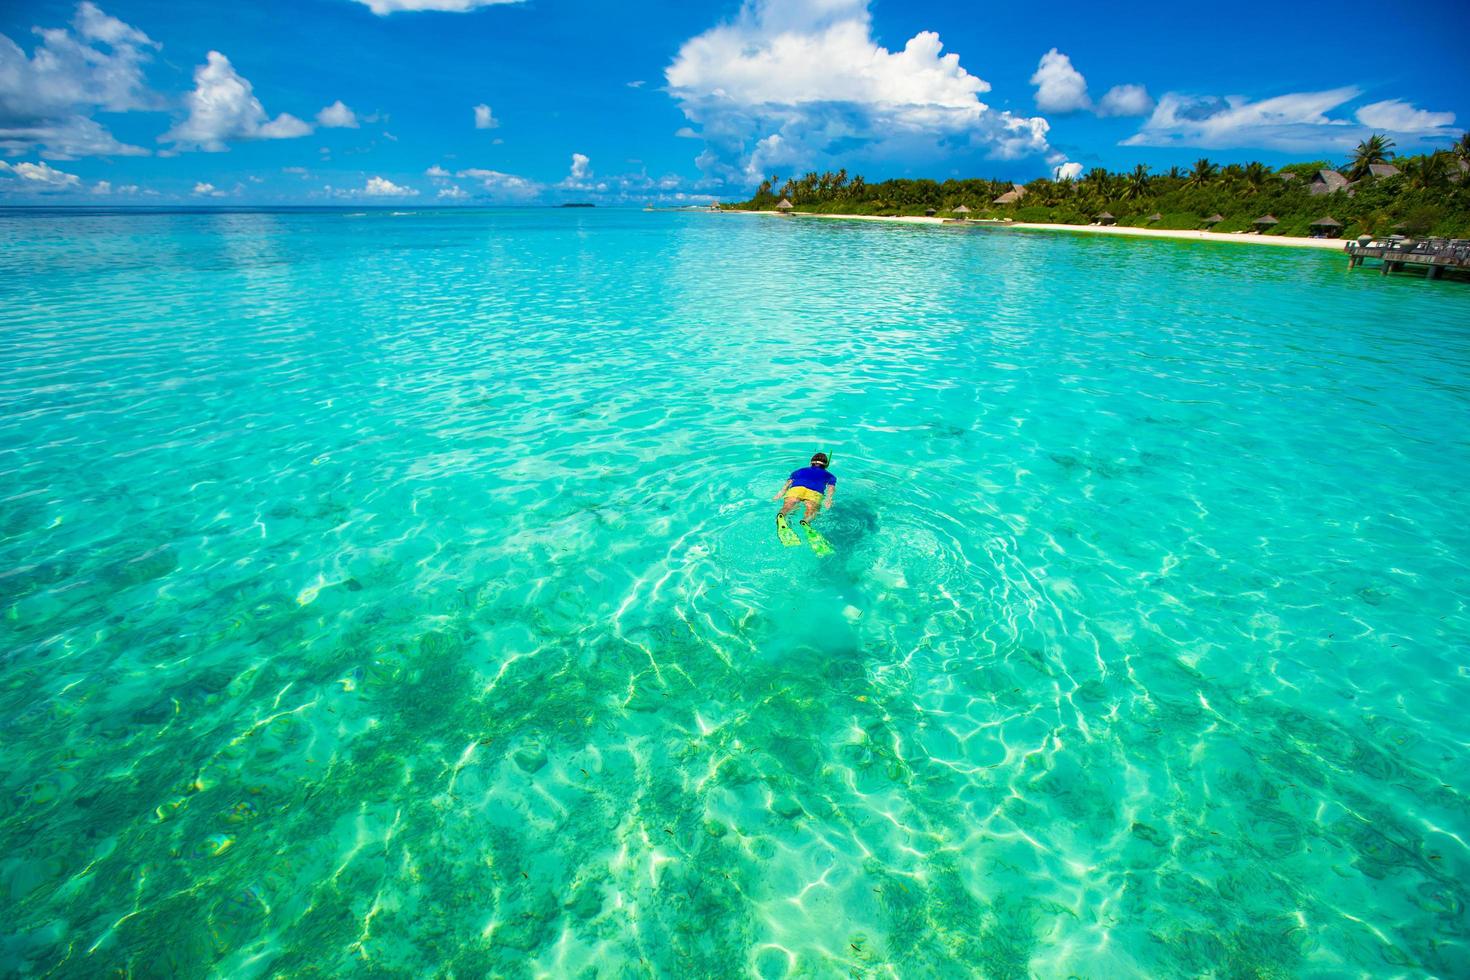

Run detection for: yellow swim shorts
[[785, 486, 824, 504]]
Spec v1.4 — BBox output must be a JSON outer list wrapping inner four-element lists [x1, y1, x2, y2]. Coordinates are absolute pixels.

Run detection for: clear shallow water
[[1, 207, 1468, 977]]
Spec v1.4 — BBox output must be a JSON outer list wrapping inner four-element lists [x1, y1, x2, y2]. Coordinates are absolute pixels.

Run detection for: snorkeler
[[774, 452, 836, 553]]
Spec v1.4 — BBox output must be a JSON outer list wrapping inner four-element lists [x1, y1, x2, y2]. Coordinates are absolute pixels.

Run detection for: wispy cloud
[[351, 0, 525, 14], [455, 167, 540, 200], [1123, 87, 1455, 152], [1355, 99, 1455, 133]]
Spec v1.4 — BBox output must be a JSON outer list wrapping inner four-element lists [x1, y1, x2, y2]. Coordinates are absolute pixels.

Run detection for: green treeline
[[730, 133, 1470, 238]]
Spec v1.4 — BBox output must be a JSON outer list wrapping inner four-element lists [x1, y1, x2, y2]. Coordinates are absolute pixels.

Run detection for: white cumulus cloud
[[425, 164, 451, 178], [192, 181, 225, 196], [666, 0, 1051, 185], [559, 152, 599, 191], [0, 160, 83, 188], [473, 103, 499, 129], [1030, 49, 1090, 114], [1096, 84, 1153, 118], [316, 100, 359, 128], [364, 176, 417, 196], [0, 2, 157, 158], [162, 52, 313, 151], [1355, 99, 1455, 133], [1052, 161, 1082, 181], [352, 0, 525, 14], [1029, 50, 1152, 119], [437, 185, 468, 199]]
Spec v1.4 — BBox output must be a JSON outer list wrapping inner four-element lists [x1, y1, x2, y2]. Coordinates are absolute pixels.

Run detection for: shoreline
[[741, 210, 1347, 251]]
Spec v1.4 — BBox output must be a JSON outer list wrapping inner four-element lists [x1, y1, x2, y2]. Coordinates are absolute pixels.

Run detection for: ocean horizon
[[2, 206, 1468, 976]]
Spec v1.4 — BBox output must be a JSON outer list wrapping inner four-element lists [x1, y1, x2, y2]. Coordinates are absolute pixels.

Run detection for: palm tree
[[1348, 134, 1396, 180], [1082, 167, 1113, 200], [1403, 152, 1451, 191], [1166, 165, 1183, 182], [1453, 133, 1470, 167], [1124, 164, 1150, 200], [1186, 158, 1217, 188], [1243, 161, 1270, 195]]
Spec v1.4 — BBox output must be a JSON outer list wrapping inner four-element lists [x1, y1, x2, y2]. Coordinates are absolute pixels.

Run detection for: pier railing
[[1345, 237, 1470, 279]]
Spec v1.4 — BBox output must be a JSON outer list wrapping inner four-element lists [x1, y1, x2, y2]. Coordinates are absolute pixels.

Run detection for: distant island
[[730, 133, 1470, 238], [560, 203, 595, 208]]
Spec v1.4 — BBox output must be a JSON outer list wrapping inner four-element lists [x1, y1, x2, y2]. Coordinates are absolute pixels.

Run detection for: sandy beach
[[746, 210, 1347, 251]]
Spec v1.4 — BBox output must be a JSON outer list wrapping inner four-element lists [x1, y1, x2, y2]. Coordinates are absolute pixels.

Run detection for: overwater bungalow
[[1203, 213, 1224, 228], [1310, 169, 1350, 195], [1253, 214, 1279, 232], [951, 205, 971, 220], [775, 198, 794, 214], [1094, 211, 1116, 226], [1310, 216, 1343, 239]]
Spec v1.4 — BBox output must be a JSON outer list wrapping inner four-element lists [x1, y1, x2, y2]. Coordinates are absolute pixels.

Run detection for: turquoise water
[[2, 207, 1468, 976]]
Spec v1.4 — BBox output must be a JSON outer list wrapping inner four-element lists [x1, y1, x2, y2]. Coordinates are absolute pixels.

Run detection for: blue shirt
[[790, 466, 836, 493]]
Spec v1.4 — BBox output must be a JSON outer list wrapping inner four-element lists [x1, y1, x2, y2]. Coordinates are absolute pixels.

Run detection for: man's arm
[[773, 479, 792, 501], [824, 485, 835, 510]]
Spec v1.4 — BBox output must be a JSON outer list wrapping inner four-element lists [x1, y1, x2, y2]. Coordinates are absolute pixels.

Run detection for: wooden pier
[[1346, 237, 1470, 280]]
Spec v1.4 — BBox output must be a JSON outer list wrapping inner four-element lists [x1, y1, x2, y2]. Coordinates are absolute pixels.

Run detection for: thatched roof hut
[[992, 183, 1027, 205], [1309, 170, 1349, 195], [1146, 212, 1162, 223], [1367, 163, 1399, 179], [1253, 214, 1279, 226], [924, 207, 937, 217], [775, 198, 794, 212], [1203, 213, 1224, 225], [1309, 216, 1343, 238], [1095, 211, 1116, 225], [952, 204, 971, 215]]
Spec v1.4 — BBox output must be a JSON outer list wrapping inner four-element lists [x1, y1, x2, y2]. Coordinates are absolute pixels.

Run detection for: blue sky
[[1, 0, 1466, 204]]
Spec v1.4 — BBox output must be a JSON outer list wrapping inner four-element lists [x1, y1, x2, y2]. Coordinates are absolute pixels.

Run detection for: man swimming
[[774, 451, 836, 534]]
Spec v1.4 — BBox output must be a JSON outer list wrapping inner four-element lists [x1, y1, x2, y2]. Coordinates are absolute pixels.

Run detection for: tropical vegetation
[[729, 133, 1470, 238]]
